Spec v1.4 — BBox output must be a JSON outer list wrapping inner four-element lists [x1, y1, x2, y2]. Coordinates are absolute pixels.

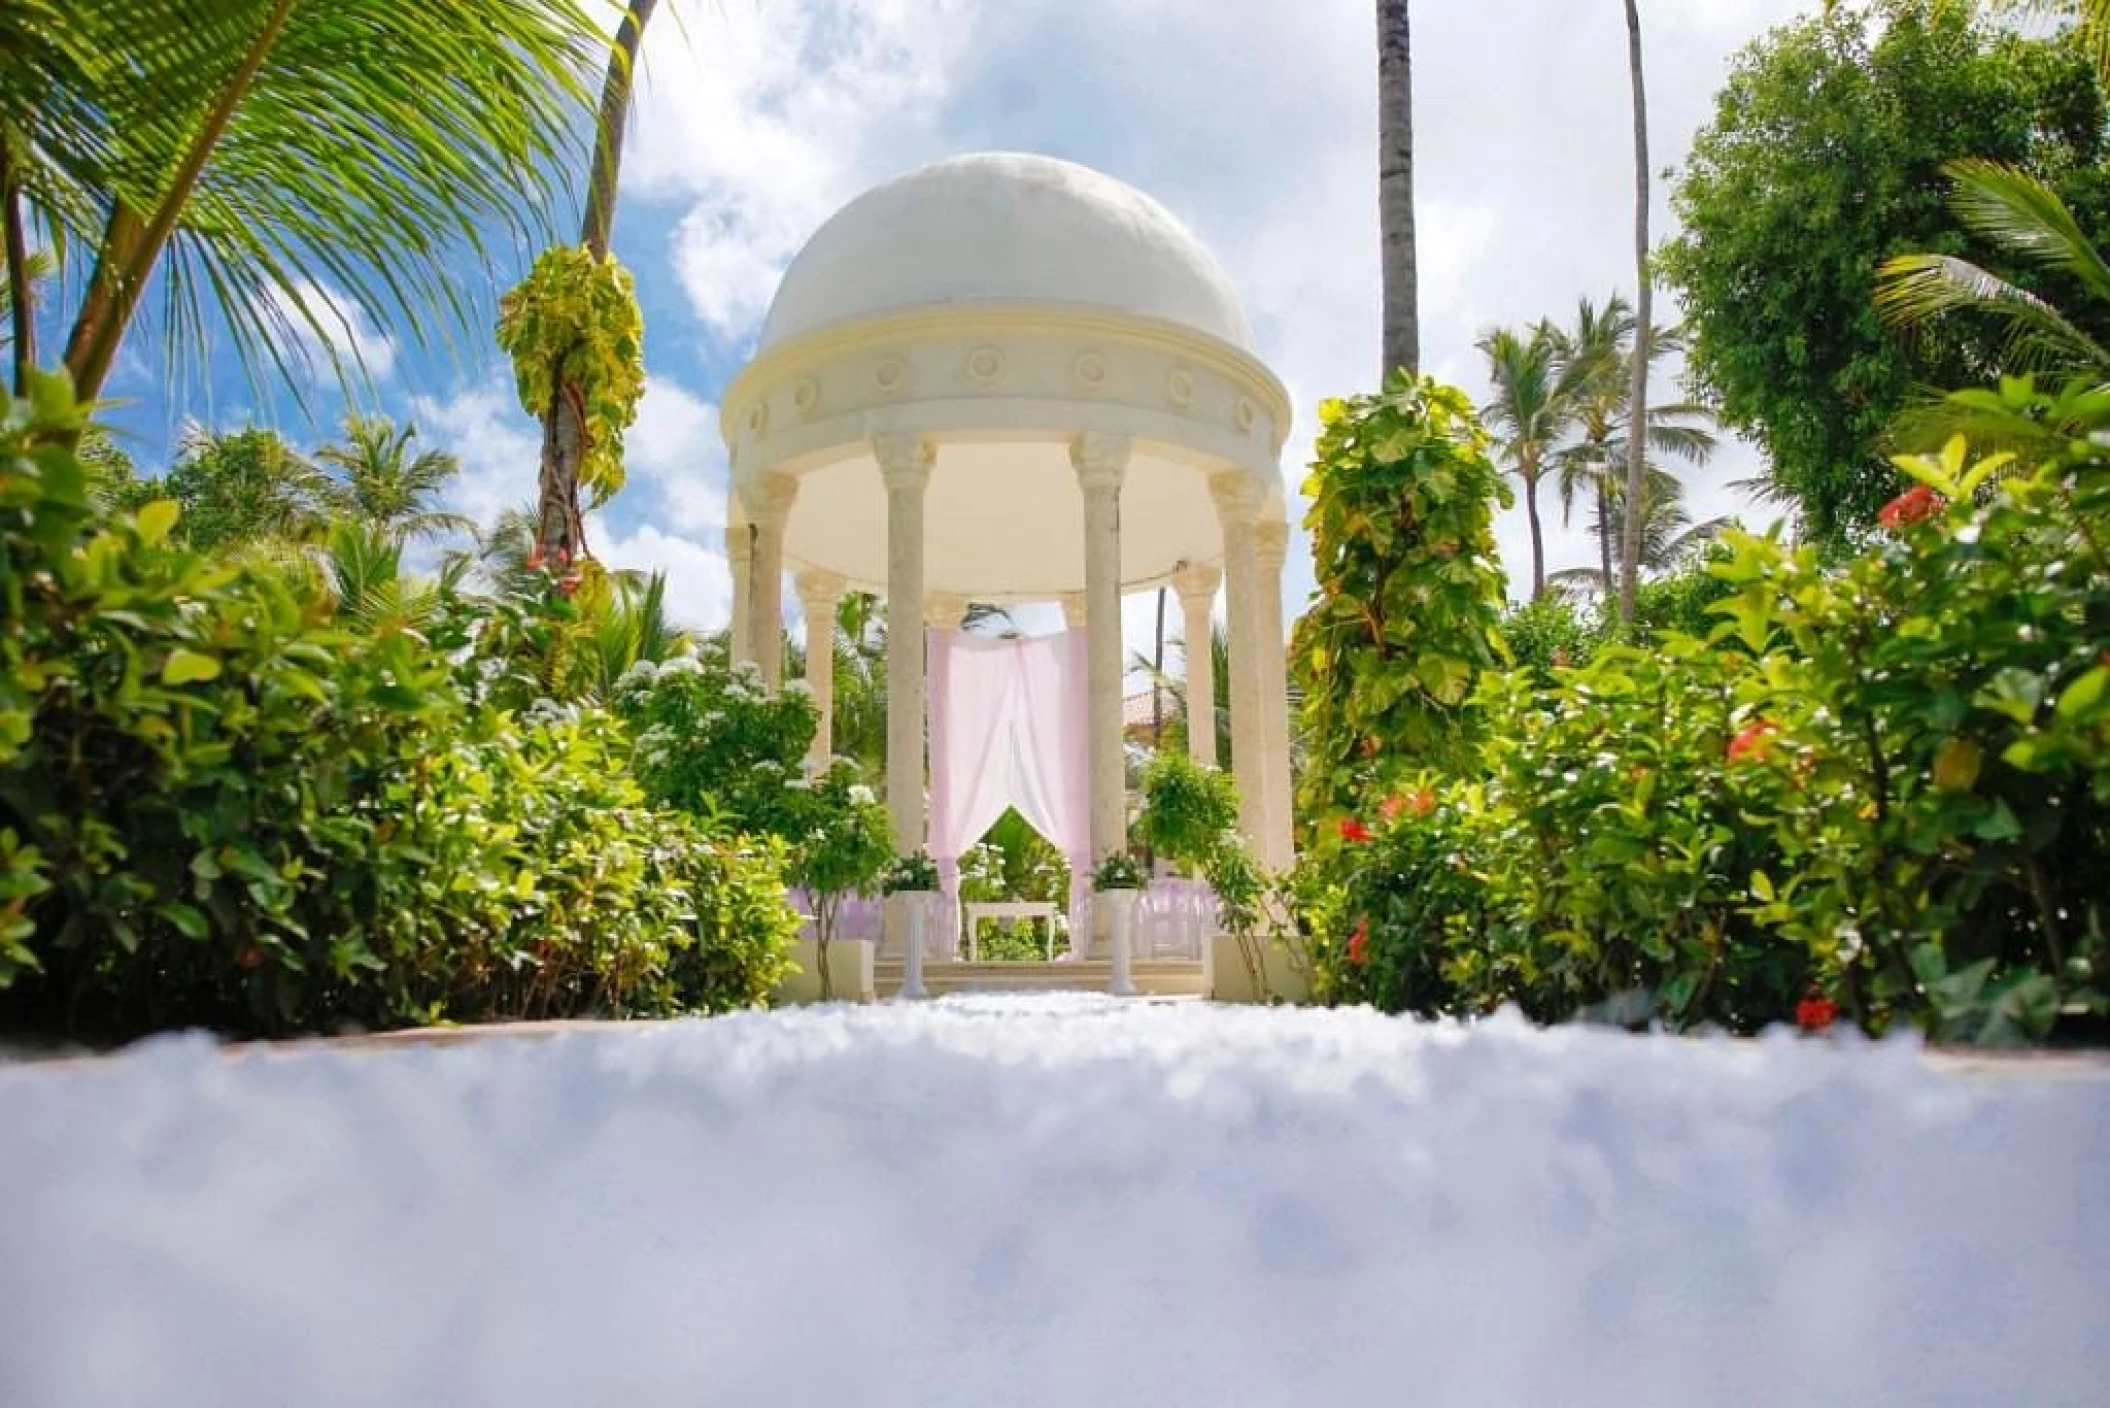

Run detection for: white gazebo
[[719, 152, 1295, 987]]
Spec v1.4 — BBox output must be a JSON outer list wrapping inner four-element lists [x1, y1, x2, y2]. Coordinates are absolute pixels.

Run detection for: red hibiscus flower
[[1795, 993, 1839, 1031], [1727, 719, 1779, 765], [1877, 484, 1945, 530], [1348, 919, 1370, 966], [1339, 817, 1375, 844]]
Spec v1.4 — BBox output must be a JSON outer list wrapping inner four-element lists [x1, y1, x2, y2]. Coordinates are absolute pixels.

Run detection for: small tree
[[1290, 373, 1512, 825], [615, 647, 819, 841], [786, 763, 892, 1001]]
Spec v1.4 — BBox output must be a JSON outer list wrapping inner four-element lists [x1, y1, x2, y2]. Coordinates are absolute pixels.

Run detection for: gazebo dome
[[758, 153, 1256, 353]]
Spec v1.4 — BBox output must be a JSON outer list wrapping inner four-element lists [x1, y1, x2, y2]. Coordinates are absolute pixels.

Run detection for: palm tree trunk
[[1523, 466, 1547, 600], [1377, 0, 1419, 382], [2, 131, 33, 397], [537, 0, 657, 563], [1597, 479, 1614, 590], [1618, 0, 1652, 627]]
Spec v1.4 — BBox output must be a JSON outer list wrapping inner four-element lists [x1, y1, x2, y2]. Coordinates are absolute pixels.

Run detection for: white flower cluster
[[523, 697, 578, 729], [847, 784, 877, 807], [616, 659, 660, 696], [783, 678, 814, 699], [658, 655, 705, 679]]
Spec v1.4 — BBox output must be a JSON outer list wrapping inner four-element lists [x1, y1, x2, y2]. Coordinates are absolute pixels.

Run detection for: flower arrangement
[[881, 850, 940, 895], [1091, 852, 1146, 892]]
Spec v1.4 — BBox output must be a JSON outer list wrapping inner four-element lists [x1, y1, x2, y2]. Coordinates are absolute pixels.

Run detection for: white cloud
[[590, 517, 733, 633], [407, 377, 539, 530], [627, 375, 728, 537], [265, 279, 398, 385]]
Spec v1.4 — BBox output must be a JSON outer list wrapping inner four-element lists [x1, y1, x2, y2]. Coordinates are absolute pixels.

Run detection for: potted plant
[[1091, 852, 1147, 996], [786, 762, 894, 1002], [881, 849, 942, 1000]]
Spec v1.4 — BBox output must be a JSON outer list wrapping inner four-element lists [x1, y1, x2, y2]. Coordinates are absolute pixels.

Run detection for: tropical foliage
[[1662, 0, 2110, 546], [0, 377, 793, 1038], [1305, 379, 2109, 1045]]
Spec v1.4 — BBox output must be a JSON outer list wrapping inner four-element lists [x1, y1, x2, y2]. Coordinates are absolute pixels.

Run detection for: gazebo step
[[871, 958, 1206, 999]]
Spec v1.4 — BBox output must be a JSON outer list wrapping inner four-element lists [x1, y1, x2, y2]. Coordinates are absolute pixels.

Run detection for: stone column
[[925, 592, 969, 965], [726, 496, 752, 665], [875, 435, 933, 856], [1056, 589, 1091, 953], [1255, 516, 1295, 869], [1171, 561, 1222, 769], [1073, 432, 1131, 866], [1211, 471, 1268, 851], [794, 567, 844, 771], [744, 472, 798, 691]]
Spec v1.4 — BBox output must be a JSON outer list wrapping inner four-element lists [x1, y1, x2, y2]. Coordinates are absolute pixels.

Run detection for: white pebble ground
[[2, 996, 2105, 1406]]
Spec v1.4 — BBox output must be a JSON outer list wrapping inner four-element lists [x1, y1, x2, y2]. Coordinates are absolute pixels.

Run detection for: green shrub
[[0, 377, 792, 1039], [1313, 383, 2110, 1044]]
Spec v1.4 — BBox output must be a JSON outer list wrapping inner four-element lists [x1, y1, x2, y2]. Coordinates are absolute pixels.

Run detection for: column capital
[[1070, 431, 1131, 493], [1170, 560, 1222, 607], [743, 471, 799, 529], [924, 592, 970, 628], [1209, 470, 1263, 525], [1255, 518, 1290, 571], [874, 433, 935, 491], [794, 567, 846, 612], [1059, 591, 1087, 630]]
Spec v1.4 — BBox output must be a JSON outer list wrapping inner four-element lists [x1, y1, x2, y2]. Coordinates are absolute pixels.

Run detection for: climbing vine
[[1290, 372, 1512, 823], [497, 245, 644, 506]]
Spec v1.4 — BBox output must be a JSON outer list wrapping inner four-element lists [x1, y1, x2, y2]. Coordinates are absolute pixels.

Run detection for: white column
[[875, 434, 933, 856], [1056, 591, 1093, 953], [1211, 471, 1268, 852], [1254, 517, 1295, 869], [726, 496, 752, 664], [1073, 432, 1131, 865], [925, 592, 969, 966], [744, 472, 797, 692], [794, 567, 844, 771], [1171, 561, 1222, 769]]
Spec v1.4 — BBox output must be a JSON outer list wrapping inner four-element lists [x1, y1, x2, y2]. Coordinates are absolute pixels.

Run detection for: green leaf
[[161, 649, 221, 685], [161, 902, 209, 939], [2055, 666, 2107, 721], [135, 498, 181, 546]]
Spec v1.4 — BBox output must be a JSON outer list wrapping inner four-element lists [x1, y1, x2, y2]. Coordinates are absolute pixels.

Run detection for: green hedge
[[1313, 388, 2110, 1045], [0, 376, 793, 1040]]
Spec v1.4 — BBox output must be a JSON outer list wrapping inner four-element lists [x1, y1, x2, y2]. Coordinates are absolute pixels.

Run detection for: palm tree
[[1478, 323, 1583, 600], [532, 0, 660, 565], [1378, 0, 1419, 380], [1620, 0, 1655, 627], [1549, 300, 1713, 589], [1548, 468, 1728, 595], [315, 414, 474, 544], [0, 0, 599, 403], [1876, 157, 2110, 384]]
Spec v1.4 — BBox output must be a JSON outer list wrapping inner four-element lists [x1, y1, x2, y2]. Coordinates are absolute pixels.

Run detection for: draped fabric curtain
[[927, 629, 1091, 957]]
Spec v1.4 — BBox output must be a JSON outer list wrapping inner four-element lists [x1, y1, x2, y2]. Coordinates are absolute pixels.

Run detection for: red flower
[[1727, 719, 1779, 765], [1795, 993, 1839, 1031], [556, 573, 582, 599], [1338, 817, 1375, 844], [1347, 919, 1370, 966], [235, 944, 264, 972], [1408, 789, 1436, 818], [1379, 794, 1407, 822], [1877, 484, 1945, 530]]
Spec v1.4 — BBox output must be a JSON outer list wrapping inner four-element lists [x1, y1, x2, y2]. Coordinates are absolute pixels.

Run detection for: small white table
[[961, 901, 1062, 961]]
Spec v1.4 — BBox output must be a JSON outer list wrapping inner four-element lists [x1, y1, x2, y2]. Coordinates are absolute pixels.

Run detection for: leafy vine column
[[795, 567, 845, 769], [1255, 517, 1295, 867], [743, 472, 797, 691], [1211, 472, 1269, 851], [1172, 562, 1222, 768], [1073, 433, 1131, 864]]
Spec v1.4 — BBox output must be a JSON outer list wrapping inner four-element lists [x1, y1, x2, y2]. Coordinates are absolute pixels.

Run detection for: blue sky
[[89, 0, 1811, 652]]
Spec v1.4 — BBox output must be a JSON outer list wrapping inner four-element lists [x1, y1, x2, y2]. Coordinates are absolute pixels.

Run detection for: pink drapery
[[927, 628, 1092, 956]]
